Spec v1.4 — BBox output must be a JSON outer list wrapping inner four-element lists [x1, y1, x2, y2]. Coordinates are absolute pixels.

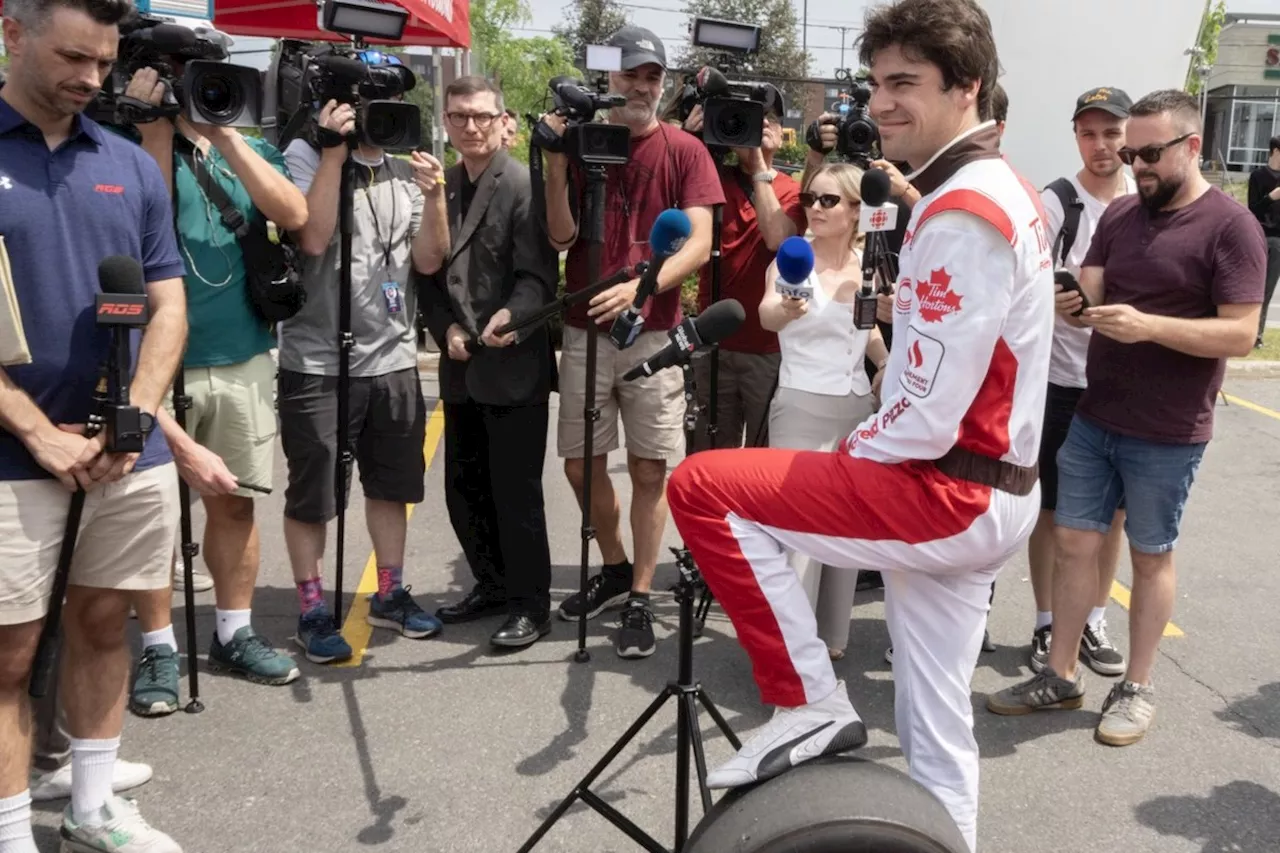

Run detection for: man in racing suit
[[664, 1, 1054, 848]]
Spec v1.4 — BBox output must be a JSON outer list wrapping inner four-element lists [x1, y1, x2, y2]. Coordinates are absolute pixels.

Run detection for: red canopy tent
[[212, 0, 469, 48]]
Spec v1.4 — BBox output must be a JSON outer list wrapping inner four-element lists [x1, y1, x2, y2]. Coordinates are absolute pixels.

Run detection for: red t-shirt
[[564, 122, 725, 331], [1078, 187, 1266, 444], [697, 167, 806, 354]]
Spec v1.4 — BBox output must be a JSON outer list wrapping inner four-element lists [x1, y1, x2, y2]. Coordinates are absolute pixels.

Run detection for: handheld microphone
[[608, 209, 693, 349], [854, 169, 895, 330], [95, 256, 152, 454], [774, 236, 815, 300], [623, 299, 745, 381]]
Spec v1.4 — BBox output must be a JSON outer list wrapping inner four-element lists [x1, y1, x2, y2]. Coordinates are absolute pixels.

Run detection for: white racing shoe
[[707, 679, 868, 789]]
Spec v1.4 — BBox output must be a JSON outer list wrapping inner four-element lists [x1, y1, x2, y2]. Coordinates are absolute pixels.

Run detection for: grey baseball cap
[[607, 25, 667, 70]]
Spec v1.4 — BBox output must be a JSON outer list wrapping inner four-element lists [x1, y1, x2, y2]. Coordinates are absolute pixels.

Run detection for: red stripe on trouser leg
[[666, 447, 994, 707]]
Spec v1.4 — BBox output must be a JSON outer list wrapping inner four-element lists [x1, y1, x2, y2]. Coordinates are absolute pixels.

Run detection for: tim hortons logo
[[98, 303, 144, 316], [915, 267, 962, 322]]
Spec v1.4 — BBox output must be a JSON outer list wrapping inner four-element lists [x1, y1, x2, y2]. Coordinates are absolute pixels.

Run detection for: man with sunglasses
[[988, 89, 1265, 747]]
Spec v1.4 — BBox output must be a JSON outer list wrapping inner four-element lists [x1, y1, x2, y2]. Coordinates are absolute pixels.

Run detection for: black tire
[[685, 755, 969, 853]]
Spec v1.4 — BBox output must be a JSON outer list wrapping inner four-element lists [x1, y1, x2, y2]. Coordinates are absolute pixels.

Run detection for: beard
[[1136, 170, 1181, 211], [614, 97, 655, 126], [1086, 158, 1122, 179]]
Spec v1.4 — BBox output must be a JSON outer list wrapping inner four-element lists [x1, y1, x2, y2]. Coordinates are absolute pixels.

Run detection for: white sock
[[0, 790, 37, 852], [216, 608, 252, 645], [1035, 610, 1053, 630], [141, 624, 177, 653], [70, 737, 118, 825], [1088, 606, 1107, 629]]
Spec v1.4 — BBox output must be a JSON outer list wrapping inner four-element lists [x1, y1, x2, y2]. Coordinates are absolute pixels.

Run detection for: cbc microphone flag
[[858, 203, 898, 234], [0, 235, 31, 367]]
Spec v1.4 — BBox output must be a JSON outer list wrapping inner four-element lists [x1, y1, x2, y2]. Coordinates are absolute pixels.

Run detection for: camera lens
[[193, 71, 241, 121]]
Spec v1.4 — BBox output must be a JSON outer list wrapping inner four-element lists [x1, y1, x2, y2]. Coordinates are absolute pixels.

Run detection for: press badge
[[382, 281, 403, 314]]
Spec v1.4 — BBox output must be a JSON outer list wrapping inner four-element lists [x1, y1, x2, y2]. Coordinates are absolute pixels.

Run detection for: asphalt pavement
[[26, 365, 1280, 853]]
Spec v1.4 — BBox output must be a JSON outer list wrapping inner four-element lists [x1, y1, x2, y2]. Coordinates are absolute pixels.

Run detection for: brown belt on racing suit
[[933, 446, 1039, 497]]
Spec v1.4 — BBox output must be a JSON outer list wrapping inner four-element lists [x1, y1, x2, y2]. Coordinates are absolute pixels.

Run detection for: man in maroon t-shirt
[[682, 93, 806, 451], [989, 90, 1265, 747], [541, 26, 725, 659]]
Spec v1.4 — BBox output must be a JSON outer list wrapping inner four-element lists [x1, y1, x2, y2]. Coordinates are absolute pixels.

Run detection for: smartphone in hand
[[1054, 269, 1090, 317]]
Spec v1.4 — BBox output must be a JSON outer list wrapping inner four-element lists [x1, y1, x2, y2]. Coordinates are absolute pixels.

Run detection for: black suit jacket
[[419, 151, 560, 406]]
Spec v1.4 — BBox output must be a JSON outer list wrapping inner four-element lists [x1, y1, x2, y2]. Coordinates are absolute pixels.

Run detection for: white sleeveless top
[[777, 254, 873, 398]]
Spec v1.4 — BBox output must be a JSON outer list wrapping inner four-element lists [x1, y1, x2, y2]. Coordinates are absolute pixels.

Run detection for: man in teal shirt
[[124, 64, 310, 712]]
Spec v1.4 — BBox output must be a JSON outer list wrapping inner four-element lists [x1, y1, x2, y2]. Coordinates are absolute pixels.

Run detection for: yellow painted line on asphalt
[[335, 401, 445, 667], [1109, 580, 1184, 638], [1221, 392, 1280, 422]]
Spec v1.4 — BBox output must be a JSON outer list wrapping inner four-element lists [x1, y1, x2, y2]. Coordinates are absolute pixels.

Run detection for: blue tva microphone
[[774, 236, 815, 300], [609, 208, 693, 349]]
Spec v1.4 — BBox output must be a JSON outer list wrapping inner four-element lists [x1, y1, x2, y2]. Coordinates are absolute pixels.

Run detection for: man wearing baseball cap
[[541, 25, 725, 660], [1015, 86, 1135, 681]]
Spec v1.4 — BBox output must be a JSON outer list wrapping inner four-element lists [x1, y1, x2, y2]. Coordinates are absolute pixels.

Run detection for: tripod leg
[[695, 691, 741, 750], [173, 370, 204, 713], [682, 693, 714, 815], [675, 687, 691, 850]]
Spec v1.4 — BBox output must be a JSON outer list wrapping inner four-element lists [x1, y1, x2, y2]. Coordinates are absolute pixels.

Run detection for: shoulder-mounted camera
[[676, 66, 782, 152], [807, 71, 881, 168], [531, 75, 630, 167]]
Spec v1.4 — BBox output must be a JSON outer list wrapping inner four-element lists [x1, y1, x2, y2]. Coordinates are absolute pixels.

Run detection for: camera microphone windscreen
[[775, 236, 815, 300], [314, 54, 370, 86], [98, 256, 146, 295], [860, 168, 892, 208], [695, 66, 731, 97], [131, 23, 198, 52]]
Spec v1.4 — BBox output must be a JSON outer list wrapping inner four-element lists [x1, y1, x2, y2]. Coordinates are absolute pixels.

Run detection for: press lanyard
[[363, 164, 398, 272]]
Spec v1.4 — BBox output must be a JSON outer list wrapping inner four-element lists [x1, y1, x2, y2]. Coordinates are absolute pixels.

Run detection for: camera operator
[[678, 90, 806, 451], [421, 77, 559, 648], [541, 25, 725, 659], [665, 0, 1055, 845], [989, 90, 1266, 748], [501, 107, 518, 150], [279, 79, 451, 662], [1246, 134, 1280, 346], [116, 63, 310, 713], [0, 0, 188, 849]]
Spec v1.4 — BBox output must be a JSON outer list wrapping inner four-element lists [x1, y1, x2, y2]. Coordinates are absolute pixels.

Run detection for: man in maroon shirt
[[682, 92, 806, 450], [541, 26, 725, 659], [988, 90, 1265, 747]]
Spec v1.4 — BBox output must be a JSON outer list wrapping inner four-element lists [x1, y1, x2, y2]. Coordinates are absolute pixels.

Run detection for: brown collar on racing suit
[[906, 121, 1004, 198]]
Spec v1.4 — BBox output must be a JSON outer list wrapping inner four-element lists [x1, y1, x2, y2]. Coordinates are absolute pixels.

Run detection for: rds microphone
[[774, 236, 816, 300], [623, 299, 746, 381], [854, 169, 895, 330], [95, 256, 153, 454], [608, 208, 693, 349]]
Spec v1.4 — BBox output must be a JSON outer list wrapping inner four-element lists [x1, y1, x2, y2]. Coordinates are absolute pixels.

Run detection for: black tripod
[[171, 368, 205, 714], [332, 146, 358, 619], [517, 357, 740, 853]]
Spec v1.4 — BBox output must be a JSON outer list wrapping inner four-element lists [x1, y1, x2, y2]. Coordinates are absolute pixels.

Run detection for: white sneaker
[[706, 680, 867, 789], [30, 759, 153, 802], [60, 796, 181, 852], [172, 567, 213, 592]]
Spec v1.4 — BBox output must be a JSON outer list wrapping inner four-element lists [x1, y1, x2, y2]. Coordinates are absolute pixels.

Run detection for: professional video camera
[[88, 13, 263, 129], [675, 66, 782, 151], [807, 69, 881, 167], [529, 73, 629, 166], [265, 39, 420, 152]]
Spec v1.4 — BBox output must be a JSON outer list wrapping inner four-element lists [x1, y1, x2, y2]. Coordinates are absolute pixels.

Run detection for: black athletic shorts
[[278, 367, 427, 524], [1039, 382, 1124, 512]]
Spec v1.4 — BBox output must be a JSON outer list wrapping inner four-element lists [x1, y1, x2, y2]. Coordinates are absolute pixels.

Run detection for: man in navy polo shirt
[[0, 0, 188, 851]]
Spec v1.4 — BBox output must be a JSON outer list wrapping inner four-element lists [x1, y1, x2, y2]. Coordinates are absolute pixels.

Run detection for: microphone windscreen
[[140, 24, 198, 51], [696, 66, 731, 97], [860, 168, 893, 208], [314, 55, 369, 86], [648, 209, 693, 257], [775, 236, 815, 284], [98, 256, 146, 295], [694, 298, 746, 344]]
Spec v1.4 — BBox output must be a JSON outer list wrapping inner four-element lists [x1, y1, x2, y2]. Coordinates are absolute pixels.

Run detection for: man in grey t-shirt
[[280, 95, 450, 664]]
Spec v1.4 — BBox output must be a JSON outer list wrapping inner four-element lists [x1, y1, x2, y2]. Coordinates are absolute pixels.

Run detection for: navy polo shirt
[[0, 96, 187, 481]]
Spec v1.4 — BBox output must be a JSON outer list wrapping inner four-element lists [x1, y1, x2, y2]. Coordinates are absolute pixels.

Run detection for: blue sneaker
[[367, 586, 441, 639], [294, 609, 353, 664]]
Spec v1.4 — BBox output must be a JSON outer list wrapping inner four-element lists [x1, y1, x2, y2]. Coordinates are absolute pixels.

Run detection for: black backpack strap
[[1046, 177, 1082, 267], [175, 147, 250, 239]]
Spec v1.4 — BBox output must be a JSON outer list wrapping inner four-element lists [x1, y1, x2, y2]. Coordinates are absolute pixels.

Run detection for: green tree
[[675, 0, 812, 117], [1186, 0, 1227, 95], [470, 0, 579, 120], [552, 0, 630, 72]]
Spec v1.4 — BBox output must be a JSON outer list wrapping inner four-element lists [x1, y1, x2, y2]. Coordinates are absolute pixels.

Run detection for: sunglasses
[[800, 192, 845, 209], [1118, 133, 1192, 166]]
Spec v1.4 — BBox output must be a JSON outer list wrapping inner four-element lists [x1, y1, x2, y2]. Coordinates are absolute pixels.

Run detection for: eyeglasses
[[1118, 133, 1192, 165], [800, 192, 844, 209], [446, 112, 502, 129]]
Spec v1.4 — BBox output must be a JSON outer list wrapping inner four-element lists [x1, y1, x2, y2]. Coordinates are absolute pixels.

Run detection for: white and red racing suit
[[666, 121, 1054, 851]]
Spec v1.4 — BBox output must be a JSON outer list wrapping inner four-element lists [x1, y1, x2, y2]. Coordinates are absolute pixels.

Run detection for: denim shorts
[[1054, 415, 1205, 554]]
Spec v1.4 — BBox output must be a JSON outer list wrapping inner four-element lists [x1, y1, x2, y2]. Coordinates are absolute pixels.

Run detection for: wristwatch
[[752, 170, 776, 183]]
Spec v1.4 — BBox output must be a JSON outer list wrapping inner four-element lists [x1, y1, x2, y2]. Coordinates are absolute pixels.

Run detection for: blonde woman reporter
[[758, 162, 889, 660]]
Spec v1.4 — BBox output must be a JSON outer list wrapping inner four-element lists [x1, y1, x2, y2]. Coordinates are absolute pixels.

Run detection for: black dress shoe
[[490, 614, 552, 647], [436, 589, 506, 624]]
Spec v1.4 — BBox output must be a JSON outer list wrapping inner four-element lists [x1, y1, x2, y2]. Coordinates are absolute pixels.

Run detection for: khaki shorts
[[557, 325, 686, 462], [163, 351, 278, 498], [0, 463, 180, 626]]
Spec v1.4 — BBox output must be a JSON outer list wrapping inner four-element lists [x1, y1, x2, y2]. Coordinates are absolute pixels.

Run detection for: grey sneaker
[[1080, 620, 1126, 676], [1029, 624, 1052, 672], [129, 645, 179, 717], [986, 665, 1085, 715], [1095, 680, 1155, 746], [60, 796, 182, 852]]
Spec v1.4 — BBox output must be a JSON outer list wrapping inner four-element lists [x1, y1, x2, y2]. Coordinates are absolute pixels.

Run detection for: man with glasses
[[422, 76, 559, 648], [988, 89, 1265, 747], [278, 58, 452, 663]]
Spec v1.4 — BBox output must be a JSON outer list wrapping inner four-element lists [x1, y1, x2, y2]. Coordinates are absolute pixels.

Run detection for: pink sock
[[297, 577, 325, 614], [377, 565, 402, 598]]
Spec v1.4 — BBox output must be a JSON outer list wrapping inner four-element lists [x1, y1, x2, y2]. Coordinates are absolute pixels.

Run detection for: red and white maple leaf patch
[[915, 267, 963, 323]]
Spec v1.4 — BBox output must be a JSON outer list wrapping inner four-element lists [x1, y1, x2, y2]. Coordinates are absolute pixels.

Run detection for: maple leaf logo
[[915, 267, 963, 323]]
